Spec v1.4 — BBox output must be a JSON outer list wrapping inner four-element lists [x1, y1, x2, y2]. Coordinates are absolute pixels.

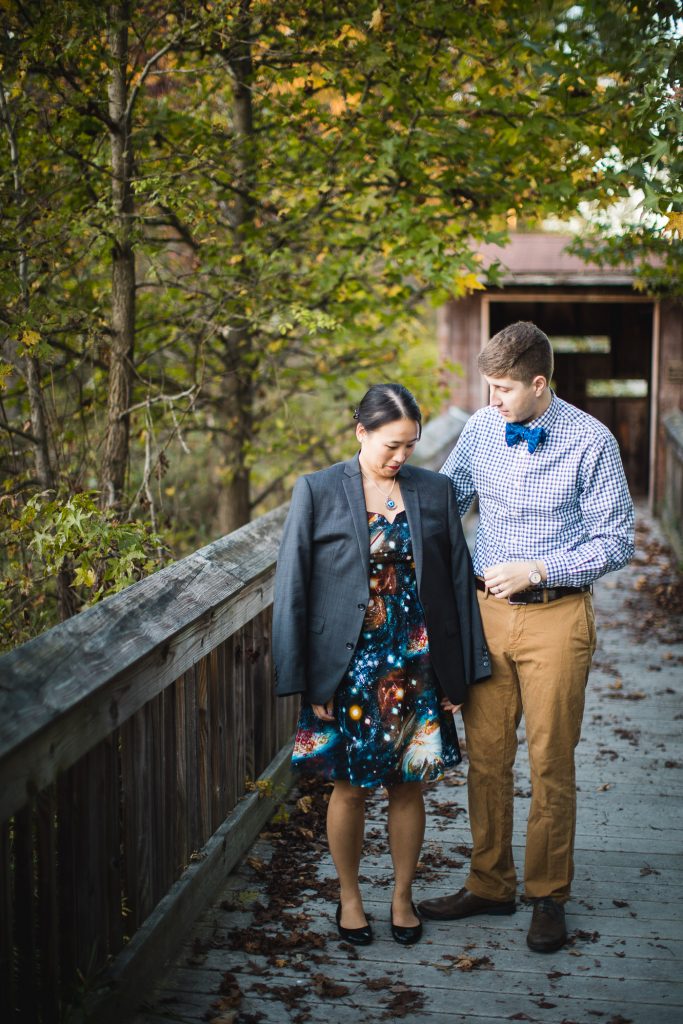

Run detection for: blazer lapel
[[343, 453, 370, 577], [400, 465, 423, 592]]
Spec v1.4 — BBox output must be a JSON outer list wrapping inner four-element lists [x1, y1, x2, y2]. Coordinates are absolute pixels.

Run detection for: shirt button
[[345, 642, 354, 650]]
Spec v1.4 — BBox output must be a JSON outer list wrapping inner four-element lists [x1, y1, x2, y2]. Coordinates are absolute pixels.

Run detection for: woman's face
[[356, 418, 420, 478]]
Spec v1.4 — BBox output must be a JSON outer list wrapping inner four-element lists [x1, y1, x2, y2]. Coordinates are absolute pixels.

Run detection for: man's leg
[[419, 592, 522, 920], [516, 592, 597, 950], [463, 592, 523, 901]]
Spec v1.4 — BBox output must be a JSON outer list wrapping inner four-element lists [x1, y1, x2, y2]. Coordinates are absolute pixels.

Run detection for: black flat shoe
[[335, 902, 373, 946], [390, 902, 423, 945]]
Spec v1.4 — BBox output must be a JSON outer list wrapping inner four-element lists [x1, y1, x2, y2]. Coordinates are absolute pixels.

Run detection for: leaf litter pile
[[625, 521, 683, 645]]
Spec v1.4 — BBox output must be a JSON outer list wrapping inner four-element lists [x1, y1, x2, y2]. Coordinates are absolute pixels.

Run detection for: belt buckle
[[507, 592, 530, 606]]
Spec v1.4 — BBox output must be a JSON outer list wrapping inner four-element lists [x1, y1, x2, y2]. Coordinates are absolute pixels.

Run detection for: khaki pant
[[462, 589, 597, 903]]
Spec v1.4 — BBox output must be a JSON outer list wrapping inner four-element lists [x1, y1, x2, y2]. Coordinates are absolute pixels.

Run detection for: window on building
[[586, 379, 648, 398], [551, 335, 611, 354]]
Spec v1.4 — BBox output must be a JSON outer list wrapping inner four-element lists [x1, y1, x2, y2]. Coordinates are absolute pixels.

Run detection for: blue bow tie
[[505, 422, 546, 453]]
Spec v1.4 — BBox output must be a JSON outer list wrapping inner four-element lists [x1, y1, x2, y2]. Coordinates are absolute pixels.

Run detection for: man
[[418, 321, 634, 952]]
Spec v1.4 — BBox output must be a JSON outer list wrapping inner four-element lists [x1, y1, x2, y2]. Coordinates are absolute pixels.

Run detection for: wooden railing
[[661, 411, 683, 562], [0, 409, 467, 1024], [0, 506, 301, 1023]]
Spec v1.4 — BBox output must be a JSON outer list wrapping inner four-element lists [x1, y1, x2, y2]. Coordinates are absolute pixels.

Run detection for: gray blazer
[[273, 453, 490, 705]]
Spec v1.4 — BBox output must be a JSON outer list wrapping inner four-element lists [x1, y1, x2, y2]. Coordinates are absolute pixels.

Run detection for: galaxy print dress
[[291, 510, 461, 788]]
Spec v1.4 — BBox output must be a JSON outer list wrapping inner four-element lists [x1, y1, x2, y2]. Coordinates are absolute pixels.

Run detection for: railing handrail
[[0, 504, 288, 821]]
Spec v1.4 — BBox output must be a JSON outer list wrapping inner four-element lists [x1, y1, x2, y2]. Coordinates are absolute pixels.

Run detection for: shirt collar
[[526, 389, 560, 432]]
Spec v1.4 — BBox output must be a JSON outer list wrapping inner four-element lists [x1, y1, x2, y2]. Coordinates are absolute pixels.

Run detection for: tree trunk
[[215, 0, 257, 536], [100, 1, 136, 508], [0, 81, 56, 492]]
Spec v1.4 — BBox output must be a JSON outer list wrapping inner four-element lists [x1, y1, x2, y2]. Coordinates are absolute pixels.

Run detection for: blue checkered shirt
[[441, 394, 635, 587]]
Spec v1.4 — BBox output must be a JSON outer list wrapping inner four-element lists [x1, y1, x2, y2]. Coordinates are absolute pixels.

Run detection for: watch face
[[529, 570, 542, 585]]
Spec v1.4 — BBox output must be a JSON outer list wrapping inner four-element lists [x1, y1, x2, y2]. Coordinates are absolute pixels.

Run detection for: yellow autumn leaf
[[328, 94, 347, 116], [74, 566, 96, 588], [20, 329, 41, 353], [664, 212, 683, 237], [453, 272, 485, 296], [368, 7, 385, 31], [334, 24, 366, 46]]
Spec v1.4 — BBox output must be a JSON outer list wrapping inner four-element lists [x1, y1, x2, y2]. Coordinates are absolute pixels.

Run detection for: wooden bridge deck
[[132, 511, 683, 1024]]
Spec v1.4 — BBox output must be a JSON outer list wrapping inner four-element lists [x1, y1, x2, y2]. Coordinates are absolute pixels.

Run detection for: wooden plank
[[0, 817, 14, 1022], [121, 708, 153, 932], [243, 622, 256, 785], [207, 648, 223, 833], [227, 633, 246, 805], [184, 667, 200, 856], [173, 674, 190, 876], [13, 802, 37, 1022], [137, 964, 680, 1024], [71, 745, 111, 985], [160, 687, 177, 898], [196, 656, 211, 846], [148, 692, 165, 909], [56, 770, 78, 1002], [104, 733, 124, 956], [35, 785, 60, 1024]]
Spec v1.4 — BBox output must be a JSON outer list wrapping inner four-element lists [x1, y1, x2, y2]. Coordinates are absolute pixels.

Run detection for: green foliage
[[0, 491, 166, 651]]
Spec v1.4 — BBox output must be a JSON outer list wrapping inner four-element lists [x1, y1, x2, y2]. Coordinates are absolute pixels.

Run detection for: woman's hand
[[311, 700, 335, 722], [441, 697, 463, 715]]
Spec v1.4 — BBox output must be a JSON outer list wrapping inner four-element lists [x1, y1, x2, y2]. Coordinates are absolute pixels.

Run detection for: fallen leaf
[[312, 973, 350, 998]]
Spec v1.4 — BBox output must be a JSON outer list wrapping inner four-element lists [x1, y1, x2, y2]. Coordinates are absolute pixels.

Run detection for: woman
[[273, 384, 489, 946]]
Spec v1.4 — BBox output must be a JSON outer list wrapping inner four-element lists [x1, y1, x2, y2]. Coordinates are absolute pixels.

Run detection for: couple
[[273, 321, 634, 952]]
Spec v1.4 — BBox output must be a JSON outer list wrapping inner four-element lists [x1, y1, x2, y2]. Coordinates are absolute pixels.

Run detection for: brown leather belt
[[475, 577, 590, 604]]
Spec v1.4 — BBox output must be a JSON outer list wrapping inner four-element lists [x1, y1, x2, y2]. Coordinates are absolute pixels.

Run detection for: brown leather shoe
[[526, 898, 567, 952], [417, 886, 516, 921]]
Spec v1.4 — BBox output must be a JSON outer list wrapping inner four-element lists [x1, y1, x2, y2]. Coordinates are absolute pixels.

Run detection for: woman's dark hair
[[354, 383, 422, 438]]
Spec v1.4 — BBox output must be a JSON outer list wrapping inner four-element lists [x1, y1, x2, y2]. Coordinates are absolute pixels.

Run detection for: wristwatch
[[528, 565, 542, 587]]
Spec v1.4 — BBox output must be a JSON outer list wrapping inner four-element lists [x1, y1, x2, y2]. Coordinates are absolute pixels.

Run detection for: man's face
[[484, 374, 546, 424]]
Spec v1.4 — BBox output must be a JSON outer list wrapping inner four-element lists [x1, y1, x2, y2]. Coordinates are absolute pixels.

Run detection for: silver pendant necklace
[[361, 471, 397, 510]]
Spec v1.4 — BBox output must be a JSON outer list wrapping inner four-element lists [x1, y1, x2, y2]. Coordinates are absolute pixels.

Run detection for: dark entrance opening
[[489, 300, 653, 496]]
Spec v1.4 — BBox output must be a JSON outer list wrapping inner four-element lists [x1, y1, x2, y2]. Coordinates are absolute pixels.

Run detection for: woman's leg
[[327, 780, 368, 928], [387, 781, 425, 926]]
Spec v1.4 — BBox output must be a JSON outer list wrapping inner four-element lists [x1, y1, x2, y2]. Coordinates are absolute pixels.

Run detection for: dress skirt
[[291, 510, 461, 788]]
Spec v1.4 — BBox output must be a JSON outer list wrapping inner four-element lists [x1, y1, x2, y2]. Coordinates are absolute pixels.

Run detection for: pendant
[[385, 498, 396, 510]]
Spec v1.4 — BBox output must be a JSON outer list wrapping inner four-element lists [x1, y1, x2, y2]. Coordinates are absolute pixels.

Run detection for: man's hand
[[483, 560, 547, 599]]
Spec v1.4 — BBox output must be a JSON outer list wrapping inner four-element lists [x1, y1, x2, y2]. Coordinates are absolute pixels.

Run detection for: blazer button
[[358, 603, 366, 610], [345, 642, 354, 650]]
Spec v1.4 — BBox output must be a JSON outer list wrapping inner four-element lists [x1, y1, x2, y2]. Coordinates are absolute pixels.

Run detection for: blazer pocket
[[308, 614, 325, 634]]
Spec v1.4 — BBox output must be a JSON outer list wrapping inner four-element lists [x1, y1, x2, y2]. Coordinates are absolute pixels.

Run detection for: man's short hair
[[478, 321, 554, 384]]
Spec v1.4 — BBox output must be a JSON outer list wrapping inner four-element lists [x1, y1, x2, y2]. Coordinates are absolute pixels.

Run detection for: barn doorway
[[489, 299, 654, 496]]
